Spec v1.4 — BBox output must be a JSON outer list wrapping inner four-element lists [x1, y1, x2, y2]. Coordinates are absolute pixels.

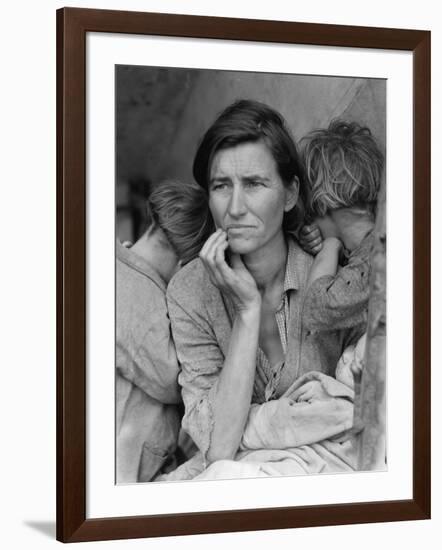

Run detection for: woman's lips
[[225, 226, 254, 240], [226, 225, 254, 231]]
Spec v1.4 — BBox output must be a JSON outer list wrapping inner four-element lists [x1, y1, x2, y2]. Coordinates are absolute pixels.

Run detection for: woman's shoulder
[[167, 257, 215, 305], [286, 234, 314, 277], [167, 257, 232, 338]]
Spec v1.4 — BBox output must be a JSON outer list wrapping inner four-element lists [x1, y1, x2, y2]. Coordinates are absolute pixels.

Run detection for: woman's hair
[[146, 179, 213, 265], [301, 119, 384, 218], [193, 99, 307, 234]]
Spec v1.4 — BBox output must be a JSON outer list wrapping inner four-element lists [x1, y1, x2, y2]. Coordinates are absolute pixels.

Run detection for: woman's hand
[[199, 229, 261, 312], [290, 380, 331, 403], [299, 224, 323, 255]]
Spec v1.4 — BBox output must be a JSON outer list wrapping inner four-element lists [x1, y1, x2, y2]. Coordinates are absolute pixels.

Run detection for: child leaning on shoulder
[[299, 119, 384, 387]]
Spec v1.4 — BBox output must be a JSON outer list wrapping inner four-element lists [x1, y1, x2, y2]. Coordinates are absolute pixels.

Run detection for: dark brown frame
[[56, 7, 431, 543]]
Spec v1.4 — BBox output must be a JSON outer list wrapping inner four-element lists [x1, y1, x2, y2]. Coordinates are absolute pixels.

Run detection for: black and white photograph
[[115, 65, 387, 485], [2, 0, 437, 545]]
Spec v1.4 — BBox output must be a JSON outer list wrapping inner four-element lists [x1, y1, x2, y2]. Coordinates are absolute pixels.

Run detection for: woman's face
[[208, 140, 297, 255]]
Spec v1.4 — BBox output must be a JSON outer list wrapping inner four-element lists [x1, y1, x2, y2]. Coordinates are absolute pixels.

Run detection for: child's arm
[[303, 255, 371, 332], [302, 228, 373, 333], [307, 237, 343, 288]]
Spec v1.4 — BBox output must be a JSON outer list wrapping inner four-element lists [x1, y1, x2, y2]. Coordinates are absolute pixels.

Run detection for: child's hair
[[301, 119, 384, 218], [146, 179, 213, 265]]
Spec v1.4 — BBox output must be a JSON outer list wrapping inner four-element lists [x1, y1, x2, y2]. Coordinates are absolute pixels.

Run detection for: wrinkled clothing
[[193, 439, 358, 480], [116, 241, 181, 482], [166, 237, 362, 470], [117, 242, 180, 404], [160, 362, 361, 482], [256, 249, 297, 401], [335, 333, 366, 390], [162, 440, 357, 481], [240, 371, 354, 451], [116, 375, 181, 482], [302, 232, 374, 333]]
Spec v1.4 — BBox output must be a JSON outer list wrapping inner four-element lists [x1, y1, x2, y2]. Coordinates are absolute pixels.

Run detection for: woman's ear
[[284, 176, 300, 212]]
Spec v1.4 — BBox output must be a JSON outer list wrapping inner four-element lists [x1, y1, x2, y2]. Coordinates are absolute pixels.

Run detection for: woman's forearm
[[206, 304, 261, 463]]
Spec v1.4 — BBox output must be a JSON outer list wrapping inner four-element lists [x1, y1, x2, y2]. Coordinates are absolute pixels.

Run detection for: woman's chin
[[228, 239, 256, 255]]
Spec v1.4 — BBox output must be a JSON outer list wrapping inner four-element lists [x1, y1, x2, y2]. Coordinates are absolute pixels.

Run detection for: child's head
[[301, 120, 384, 219], [146, 179, 213, 266]]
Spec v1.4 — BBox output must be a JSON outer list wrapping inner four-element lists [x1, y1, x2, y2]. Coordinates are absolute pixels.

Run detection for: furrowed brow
[[243, 175, 270, 182]]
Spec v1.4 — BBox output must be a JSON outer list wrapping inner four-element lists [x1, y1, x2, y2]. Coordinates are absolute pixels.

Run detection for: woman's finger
[[290, 381, 314, 401], [213, 239, 233, 285], [200, 230, 226, 268], [297, 389, 313, 402], [200, 230, 228, 286], [216, 251, 248, 285], [230, 252, 249, 272], [208, 233, 232, 287], [199, 228, 222, 258], [207, 230, 227, 260]]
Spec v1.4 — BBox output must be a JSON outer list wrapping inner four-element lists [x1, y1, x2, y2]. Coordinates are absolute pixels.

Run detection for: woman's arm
[[167, 229, 262, 465], [198, 229, 263, 463], [207, 304, 260, 463]]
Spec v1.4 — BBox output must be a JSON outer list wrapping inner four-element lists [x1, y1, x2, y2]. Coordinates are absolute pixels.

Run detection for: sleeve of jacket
[[302, 256, 370, 332], [116, 275, 181, 405], [166, 284, 223, 465]]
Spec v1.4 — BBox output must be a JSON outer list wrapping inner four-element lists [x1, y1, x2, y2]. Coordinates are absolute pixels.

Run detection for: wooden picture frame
[[56, 7, 431, 542]]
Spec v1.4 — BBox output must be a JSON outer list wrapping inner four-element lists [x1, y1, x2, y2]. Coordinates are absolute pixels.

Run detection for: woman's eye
[[212, 183, 228, 191], [245, 180, 262, 188]]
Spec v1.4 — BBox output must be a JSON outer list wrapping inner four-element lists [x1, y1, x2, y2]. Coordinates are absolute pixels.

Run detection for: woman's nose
[[227, 186, 247, 218]]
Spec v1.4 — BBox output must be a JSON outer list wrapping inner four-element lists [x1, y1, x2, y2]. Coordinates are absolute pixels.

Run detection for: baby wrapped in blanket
[[160, 334, 366, 481]]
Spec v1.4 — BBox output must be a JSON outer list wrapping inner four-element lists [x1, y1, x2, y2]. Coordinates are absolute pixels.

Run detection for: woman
[[166, 100, 362, 479]]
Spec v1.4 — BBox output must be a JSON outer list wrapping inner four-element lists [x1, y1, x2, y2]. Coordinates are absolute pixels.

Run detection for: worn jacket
[[116, 241, 181, 482], [302, 232, 374, 332]]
